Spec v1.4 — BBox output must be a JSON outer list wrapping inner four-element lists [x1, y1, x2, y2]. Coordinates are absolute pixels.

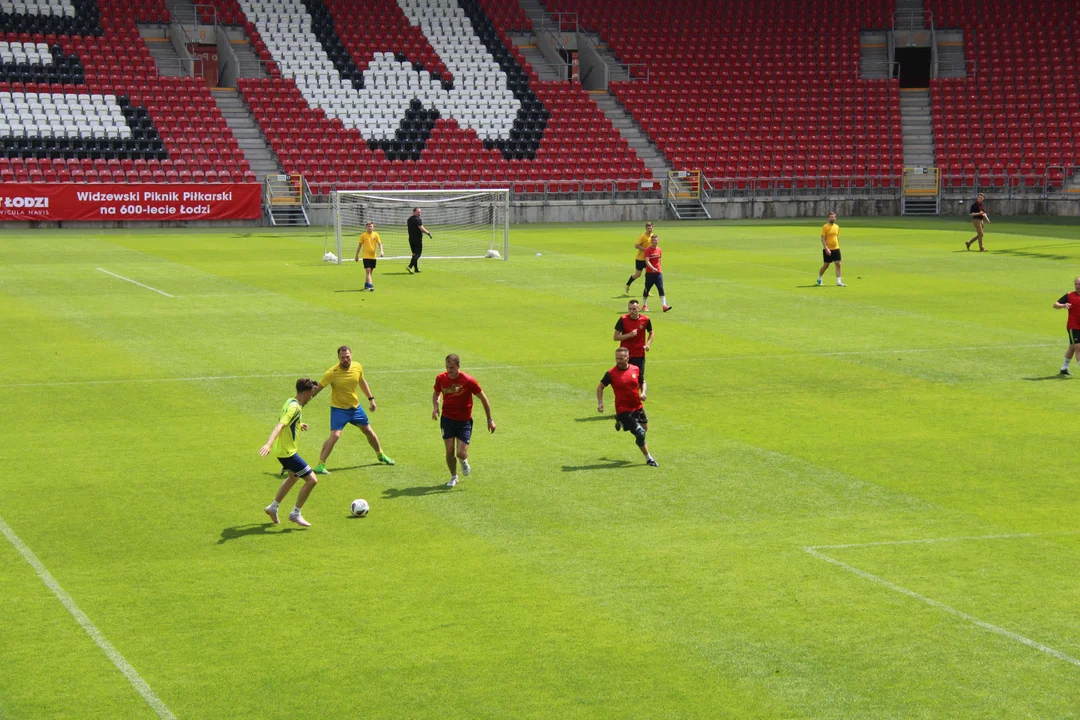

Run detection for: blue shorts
[[330, 406, 369, 431], [441, 417, 473, 444], [277, 453, 313, 477]]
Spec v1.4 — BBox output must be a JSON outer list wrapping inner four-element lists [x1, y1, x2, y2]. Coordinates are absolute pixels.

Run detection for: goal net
[[326, 188, 510, 263]]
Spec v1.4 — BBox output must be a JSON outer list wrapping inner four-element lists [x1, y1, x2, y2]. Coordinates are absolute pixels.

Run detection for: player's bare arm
[[477, 390, 496, 432], [360, 379, 376, 411], [596, 383, 606, 412], [432, 390, 441, 419], [419, 223, 433, 237], [821, 234, 831, 254], [1055, 300, 1072, 309], [613, 328, 639, 341], [644, 258, 658, 273], [378, 240, 385, 257], [310, 383, 325, 399], [644, 327, 655, 352], [259, 423, 286, 457]]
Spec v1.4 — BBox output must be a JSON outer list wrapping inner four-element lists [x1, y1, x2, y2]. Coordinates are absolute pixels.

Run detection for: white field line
[[0, 513, 177, 719], [0, 342, 1061, 390], [804, 537, 1080, 669], [96, 268, 175, 297], [809, 530, 1080, 550]]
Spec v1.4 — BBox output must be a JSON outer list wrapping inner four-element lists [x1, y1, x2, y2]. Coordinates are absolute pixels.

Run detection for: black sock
[[626, 276, 636, 286]]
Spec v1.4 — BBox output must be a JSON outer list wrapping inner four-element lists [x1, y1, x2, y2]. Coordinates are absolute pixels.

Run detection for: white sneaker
[[264, 504, 279, 524], [816, 277, 822, 286], [461, 459, 471, 477], [446, 475, 459, 487], [837, 282, 846, 287], [288, 511, 311, 527]]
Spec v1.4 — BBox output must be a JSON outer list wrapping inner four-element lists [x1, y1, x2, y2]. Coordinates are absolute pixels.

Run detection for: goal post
[[326, 188, 510, 263]]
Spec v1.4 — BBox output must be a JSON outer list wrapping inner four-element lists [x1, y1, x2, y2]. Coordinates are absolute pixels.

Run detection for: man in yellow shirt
[[816, 211, 845, 287], [310, 345, 395, 474], [259, 377, 319, 527], [624, 221, 654, 294], [354, 221, 384, 291]]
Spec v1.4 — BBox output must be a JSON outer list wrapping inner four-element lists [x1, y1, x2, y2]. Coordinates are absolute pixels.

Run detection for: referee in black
[[406, 207, 433, 273]]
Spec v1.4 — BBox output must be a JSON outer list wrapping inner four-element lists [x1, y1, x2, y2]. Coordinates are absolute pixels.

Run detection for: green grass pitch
[[3, 216, 1080, 719]]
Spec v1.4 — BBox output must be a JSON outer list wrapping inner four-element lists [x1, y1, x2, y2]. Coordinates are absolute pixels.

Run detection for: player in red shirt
[[642, 234, 672, 313], [613, 299, 654, 397], [432, 354, 495, 486], [1053, 276, 1080, 376], [596, 347, 658, 466]]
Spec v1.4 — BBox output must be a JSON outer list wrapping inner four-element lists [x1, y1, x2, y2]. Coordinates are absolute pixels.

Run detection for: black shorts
[[408, 238, 423, 255], [634, 259, 647, 271], [822, 248, 842, 263], [643, 272, 664, 296], [1068, 328, 1080, 345], [362, 258, 377, 269], [627, 354, 646, 380], [277, 453, 313, 478], [616, 408, 648, 431], [440, 416, 473, 444]]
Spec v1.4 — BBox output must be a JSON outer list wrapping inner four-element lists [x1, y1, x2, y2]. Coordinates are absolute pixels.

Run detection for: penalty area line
[[0, 513, 177, 719], [803, 543, 1080, 668], [96, 268, 175, 297]]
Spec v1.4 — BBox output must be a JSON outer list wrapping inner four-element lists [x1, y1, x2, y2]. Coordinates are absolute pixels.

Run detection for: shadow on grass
[[329, 463, 385, 471], [1023, 374, 1072, 381], [382, 271, 414, 276], [562, 457, 635, 472], [218, 523, 299, 544], [382, 485, 453, 499], [992, 246, 1076, 261], [575, 415, 616, 422], [333, 289, 370, 293]]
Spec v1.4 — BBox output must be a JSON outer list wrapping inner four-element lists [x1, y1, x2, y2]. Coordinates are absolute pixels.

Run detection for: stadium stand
[[0, 0, 254, 183], [927, 0, 1080, 189], [541, 0, 904, 188], [224, 0, 650, 191]]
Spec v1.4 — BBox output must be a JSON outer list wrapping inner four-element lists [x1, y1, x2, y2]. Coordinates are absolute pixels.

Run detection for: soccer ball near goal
[[350, 499, 370, 518]]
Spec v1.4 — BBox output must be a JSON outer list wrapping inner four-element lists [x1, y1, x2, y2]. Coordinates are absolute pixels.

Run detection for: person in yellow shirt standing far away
[[816, 211, 845, 287], [625, 221, 654, 294], [310, 345, 395, 474], [354, 221, 385, 291]]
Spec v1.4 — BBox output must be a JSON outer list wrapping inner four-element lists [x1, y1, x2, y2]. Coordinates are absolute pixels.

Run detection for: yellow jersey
[[358, 231, 381, 260], [635, 231, 651, 261], [319, 362, 365, 409], [272, 398, 303, 458], [821, 222, 840, 250]]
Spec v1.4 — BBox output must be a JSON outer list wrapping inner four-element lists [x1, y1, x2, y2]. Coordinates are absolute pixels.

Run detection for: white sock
[[818, 275, 823, 280], [1064, 357, 1071, 370], [291, 506, 301, 515], [269, 501, 279, 511], [837, 276, 843, 284], [660, 296, 667, 306]]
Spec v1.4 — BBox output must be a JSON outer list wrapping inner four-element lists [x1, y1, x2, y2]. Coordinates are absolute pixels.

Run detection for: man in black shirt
[[966, 193, 988, 251], [406, 207, 433, 273]]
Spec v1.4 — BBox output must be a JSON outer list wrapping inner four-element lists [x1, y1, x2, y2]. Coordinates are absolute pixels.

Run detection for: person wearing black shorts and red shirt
[[614, 299, 654, 396], [432, 353, 495, 486], [966, 193, 988, 251], [597, 347, 658, 466], [642, 234, 672, 312], [1053, 276, 1080, 376]]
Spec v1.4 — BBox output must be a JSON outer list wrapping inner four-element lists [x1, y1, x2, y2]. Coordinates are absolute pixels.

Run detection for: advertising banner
[[0, 184, 262, 221]]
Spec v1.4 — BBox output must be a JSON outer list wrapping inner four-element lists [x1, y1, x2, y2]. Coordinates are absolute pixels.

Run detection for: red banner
[[0, 184, 262, 221]]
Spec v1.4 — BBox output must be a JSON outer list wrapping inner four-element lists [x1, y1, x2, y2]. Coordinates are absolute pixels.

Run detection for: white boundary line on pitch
[[0, 513, 177, 719], [804, 533, 1080, 668], [0, 342, 1061, 389], [96, 268, 175, 297]]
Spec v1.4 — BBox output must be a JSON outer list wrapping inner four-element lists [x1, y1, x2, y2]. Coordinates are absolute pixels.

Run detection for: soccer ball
[[350, 499, 369, 517]]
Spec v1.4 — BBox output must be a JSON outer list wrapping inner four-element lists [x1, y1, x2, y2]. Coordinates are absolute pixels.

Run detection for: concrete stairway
[[893, 0, 924, 29], [900, 89, 935, 168], [935, 29, 967, 78], [211, 88, 281, 183], [518, 44, 564, 81], [165, 0, 199, 25], [144, 37, 186, 77], [580, 32, 630, 83], [859, 31, 890, 79], [230, 38, 267, 78], [517, 0, 551, 32], [590, 92, 671, 181]]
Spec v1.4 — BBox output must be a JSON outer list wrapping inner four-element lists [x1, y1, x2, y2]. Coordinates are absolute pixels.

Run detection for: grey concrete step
[[210, 88, 282, 182]]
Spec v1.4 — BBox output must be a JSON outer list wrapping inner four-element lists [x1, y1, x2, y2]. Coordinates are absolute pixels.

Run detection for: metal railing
[[704, 175, 904, 199], [536, 11, 578, 33], [308, 178, 665, 205], [155, 57, 205, 77], [939, 171, 1076, 196], [892, 10, 933, 30]]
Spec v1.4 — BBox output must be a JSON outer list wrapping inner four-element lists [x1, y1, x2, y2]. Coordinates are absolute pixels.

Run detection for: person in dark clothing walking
[[406, 207, 433, 273]]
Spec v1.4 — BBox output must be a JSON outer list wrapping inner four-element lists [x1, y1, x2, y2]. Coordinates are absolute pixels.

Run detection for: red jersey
[[643, 246, 662, 274], [601, 363, 643, 414], [614, 314, 652, 357], [434, 371, 482, 421], [1059, 292, 1080, 330]]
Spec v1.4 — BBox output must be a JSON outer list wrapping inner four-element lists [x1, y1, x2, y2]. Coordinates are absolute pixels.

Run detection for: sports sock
[[292, 506, 302, 515], [269, 501, 279, 511], [660, 296, 667, 306], [837, 276, 843, 284], [818, 274, 823, 281], [626, 276, 636, 286], [1064, 356, 1071, 371]]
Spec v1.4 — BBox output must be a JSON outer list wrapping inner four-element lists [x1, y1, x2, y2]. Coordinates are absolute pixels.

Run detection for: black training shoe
[[646, 457, 659, 467], [614, 419, 622, 431], [1060, 369, 1072, 377]]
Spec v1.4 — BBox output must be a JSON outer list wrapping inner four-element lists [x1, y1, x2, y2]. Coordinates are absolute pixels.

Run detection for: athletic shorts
[[441, 416, 473, 444], [627, 354, 646, 380], [362, 258, 377, 269], [822, 248, 842, 263], [616, 408, 648, 432], [330, 406, 369, 431], [1068, 328, 1080, 345], [277, 453, 313, 477], [635, 259, 647, 271], [643, 272, 664, 295]]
